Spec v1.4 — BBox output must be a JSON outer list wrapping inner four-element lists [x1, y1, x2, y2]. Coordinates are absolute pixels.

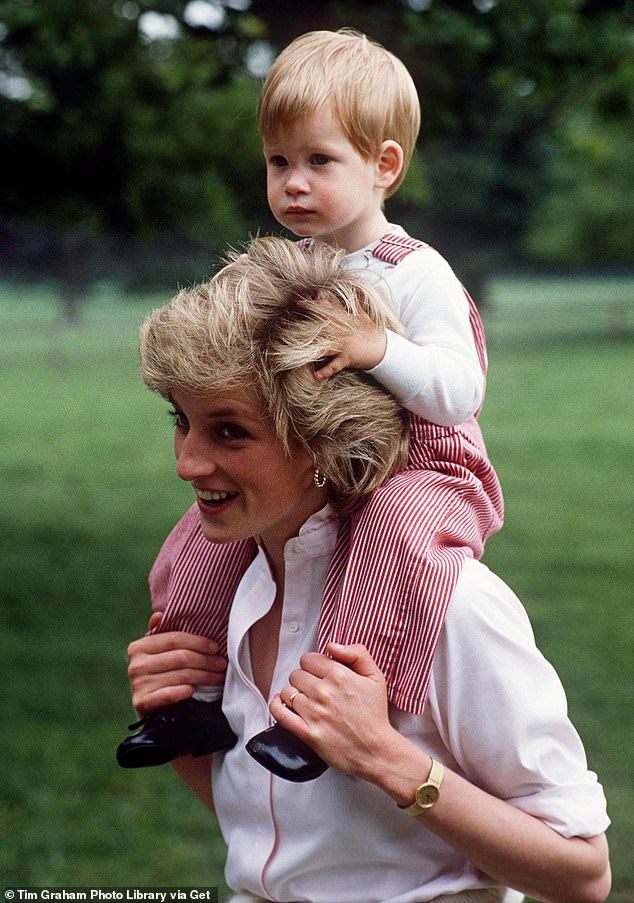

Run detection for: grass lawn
[[1, 275, 633, 900]]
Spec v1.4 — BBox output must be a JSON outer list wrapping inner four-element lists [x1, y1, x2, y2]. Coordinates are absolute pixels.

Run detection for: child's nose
[[284, 166, 309, 194]]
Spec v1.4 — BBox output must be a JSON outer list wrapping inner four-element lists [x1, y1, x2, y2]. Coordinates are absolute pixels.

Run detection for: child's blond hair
[[257, 29, 420, 197]]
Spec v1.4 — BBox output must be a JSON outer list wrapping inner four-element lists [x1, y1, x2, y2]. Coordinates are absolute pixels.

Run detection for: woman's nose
[[175, 432, 216, 482]]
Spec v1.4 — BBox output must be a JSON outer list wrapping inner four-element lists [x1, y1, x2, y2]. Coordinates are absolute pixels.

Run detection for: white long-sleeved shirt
[[346, 226, 484, 426], [212, 507, 609, 903]]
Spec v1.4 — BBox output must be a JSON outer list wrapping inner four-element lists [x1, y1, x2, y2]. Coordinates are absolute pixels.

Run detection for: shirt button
[[288, 621, 300, 633]]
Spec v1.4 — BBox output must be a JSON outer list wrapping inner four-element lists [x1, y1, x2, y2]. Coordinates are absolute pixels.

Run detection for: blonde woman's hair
[[257, 29, 420, 197], [140, 237, 409, 514]]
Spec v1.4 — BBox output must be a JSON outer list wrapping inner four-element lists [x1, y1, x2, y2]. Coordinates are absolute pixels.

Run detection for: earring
[[313, 468, 326, 488]]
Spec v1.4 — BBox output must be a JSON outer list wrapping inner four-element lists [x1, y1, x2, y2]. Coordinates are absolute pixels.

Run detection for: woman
[[127, 237, 610, 903]]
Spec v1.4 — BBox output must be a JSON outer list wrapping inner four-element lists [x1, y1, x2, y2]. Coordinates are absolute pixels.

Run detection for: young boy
[[117, 29, 504, 779]]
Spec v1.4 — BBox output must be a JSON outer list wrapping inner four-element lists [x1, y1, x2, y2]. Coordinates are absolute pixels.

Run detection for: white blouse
[[212, 507, 609, 903]]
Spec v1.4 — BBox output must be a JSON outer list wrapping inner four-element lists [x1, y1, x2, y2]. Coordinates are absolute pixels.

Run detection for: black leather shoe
[[116, 698, 237, 768], [246, 722, 328, 782]]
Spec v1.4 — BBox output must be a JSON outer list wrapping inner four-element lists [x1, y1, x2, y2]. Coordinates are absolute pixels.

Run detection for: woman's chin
[[197, 511, 243, 545]]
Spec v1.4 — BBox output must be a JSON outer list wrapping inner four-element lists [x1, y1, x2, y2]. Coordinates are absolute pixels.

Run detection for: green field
[[1, 276, 633, 900]]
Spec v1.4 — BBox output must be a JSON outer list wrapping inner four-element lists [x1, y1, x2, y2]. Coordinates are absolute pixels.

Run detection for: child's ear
[[376, 141, 404, 190]]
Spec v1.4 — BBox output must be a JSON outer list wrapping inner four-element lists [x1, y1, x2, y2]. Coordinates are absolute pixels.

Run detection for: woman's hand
[[270, 642, 611, 902], [127, 614, 227, 715], [269, 642, 399, 780]]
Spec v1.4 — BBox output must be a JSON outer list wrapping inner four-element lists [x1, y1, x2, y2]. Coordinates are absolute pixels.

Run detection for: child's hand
[[314, 306, 387, 380]]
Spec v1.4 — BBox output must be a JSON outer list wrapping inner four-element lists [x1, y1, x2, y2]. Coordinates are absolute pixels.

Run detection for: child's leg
[[319, 418, 503, 714], [148, 504, 255, 653], [246, 419, 504, 780], [117, 506, 255, 768]]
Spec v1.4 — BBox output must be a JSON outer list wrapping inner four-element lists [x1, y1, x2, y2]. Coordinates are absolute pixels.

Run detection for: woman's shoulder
[[439, 559, 540, 669], [432, 558, 568, 730]]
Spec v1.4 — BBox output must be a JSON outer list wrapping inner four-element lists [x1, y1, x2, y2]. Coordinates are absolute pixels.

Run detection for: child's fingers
[[315, 353, 349, 380]]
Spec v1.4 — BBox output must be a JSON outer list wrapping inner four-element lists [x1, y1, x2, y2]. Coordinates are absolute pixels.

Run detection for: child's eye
[[311, 154, 330, 165], [168, 408, 189, 430], [270, 155, 288, 167]]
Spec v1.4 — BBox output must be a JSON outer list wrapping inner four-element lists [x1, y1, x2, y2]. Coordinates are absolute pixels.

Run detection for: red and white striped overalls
[[148, 234, 503, 716]]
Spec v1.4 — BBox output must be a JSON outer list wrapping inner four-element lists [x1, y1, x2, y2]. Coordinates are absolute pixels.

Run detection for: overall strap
[[372, 232, 429, 264]]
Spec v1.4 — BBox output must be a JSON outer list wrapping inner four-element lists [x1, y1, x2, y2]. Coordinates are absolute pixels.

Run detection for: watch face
[[416, 783, 440, 808]]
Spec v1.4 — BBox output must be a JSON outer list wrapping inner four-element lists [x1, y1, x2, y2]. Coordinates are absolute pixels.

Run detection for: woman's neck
[[256, 490, 329, 585]]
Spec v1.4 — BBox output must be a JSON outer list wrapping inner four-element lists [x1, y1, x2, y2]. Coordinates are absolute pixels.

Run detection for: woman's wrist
[[360, 727, 433, 808]]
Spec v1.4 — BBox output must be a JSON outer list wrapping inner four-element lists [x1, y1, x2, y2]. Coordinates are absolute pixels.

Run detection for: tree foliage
[[525, 47, 634, 265], [0, 0, 266, 238], [0, 0, 632, 316]]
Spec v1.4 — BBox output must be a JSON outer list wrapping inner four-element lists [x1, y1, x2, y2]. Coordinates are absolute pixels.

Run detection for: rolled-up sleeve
[[427, 559, 610, 838]]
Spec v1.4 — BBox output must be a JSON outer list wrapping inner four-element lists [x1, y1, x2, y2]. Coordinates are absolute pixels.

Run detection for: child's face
[[263, 108, 388, 253]]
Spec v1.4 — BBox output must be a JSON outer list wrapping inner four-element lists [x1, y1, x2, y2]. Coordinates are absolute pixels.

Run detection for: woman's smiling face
[[170, 388, 327, 560]]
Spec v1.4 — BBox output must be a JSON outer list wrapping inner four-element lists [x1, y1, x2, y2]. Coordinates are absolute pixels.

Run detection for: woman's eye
[[168, 408, 188, 430], [219, 423, 249, 441]]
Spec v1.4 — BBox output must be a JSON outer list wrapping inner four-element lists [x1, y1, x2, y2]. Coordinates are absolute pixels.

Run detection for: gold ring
[[288, 690, 300, 712]]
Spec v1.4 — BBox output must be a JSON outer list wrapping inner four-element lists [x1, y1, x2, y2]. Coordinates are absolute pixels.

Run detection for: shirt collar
[[284, 504, 339, 560]]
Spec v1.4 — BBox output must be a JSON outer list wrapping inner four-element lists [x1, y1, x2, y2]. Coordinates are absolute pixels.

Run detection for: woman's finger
[[128, 630, 219, 658], [132, 683, 196, 714], [128, 651, 225, 682], [269, 693, 315, 744], [326, 642, 385, 681], [147, 611, 163, 632]]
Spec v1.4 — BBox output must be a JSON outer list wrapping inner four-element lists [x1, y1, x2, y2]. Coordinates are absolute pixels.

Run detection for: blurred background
[[1, 0, 632, 900]]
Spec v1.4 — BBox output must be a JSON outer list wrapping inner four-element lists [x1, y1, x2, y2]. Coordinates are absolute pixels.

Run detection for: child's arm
[[317, 251, 485, 427]]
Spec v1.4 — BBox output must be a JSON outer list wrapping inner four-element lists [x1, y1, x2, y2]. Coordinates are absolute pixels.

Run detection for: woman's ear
[[375, 141, 404, 191]]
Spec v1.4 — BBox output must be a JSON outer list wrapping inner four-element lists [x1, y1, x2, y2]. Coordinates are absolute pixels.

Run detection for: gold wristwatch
[[399, 758, 444, 815]]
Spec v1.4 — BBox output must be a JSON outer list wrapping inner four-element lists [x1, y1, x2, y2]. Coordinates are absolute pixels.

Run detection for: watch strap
[[399, 758, 444, 816]]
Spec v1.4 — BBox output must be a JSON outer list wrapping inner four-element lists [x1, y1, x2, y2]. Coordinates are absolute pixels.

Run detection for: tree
[[525, 49, 634, 265], [1, 0, 632, 318], [0, 0, 266, 320]]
